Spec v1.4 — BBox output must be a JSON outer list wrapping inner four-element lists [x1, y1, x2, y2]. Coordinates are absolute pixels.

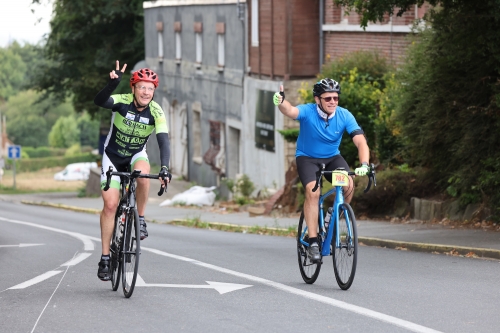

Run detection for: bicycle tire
[[121, 209, 140, 298], [297, 211, 321, 284], [332, 203, 358, 290], [110, 208, 123, 291]]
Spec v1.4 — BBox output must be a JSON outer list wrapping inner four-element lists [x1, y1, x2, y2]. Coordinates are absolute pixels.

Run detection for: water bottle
[[118, 211, 125, 242], [324, 207, 333, 231]]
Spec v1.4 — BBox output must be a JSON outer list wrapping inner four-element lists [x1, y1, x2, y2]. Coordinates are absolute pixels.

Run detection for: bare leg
[[100, 188, 120, 255], [344, 176, 355, 204], [133, 160, 150, 216], [303, 180, 320, 238]]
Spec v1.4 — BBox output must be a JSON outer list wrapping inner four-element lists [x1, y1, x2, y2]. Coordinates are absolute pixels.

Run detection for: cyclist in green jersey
[[94, 60, 171, 281]]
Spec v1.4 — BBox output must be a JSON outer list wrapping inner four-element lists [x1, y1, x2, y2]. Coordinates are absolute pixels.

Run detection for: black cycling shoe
[[307, 243, 321, 263], [139, 217, 148, 240], [97, 258, 111, 281]]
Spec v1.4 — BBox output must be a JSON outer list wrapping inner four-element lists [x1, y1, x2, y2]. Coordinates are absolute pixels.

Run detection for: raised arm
[[94, 60, 127, 108], [273, 85, 299, 120]]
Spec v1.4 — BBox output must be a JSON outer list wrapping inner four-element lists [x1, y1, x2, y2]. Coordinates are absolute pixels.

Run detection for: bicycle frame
[[298, 176, 353, 257]]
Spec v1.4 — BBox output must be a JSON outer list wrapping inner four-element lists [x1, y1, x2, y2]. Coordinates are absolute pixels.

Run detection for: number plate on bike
[[330, 170, 349, 186]]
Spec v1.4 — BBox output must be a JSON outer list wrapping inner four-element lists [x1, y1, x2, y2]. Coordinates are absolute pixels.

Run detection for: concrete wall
[[143, 2, 246, 187], [242, 77, 285, 190]]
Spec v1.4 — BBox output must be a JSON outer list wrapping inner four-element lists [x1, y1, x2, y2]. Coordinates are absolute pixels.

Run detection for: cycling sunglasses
[[320, 96, 339, 102]]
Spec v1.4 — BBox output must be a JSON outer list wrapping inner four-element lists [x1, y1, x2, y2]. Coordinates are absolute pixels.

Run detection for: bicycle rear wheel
[[110, 208, 123, 291], [121, 209, 140, 298], [332, 203, 357, 290], [297, 211, 321, 284]]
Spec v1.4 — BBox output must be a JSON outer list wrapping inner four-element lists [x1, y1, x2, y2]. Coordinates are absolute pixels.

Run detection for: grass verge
[[168, 217, 297, 237]]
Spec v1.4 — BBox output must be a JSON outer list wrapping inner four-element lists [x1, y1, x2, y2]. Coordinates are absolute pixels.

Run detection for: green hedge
[[23, 146, 67, 158], [5, 153, 98, 172]]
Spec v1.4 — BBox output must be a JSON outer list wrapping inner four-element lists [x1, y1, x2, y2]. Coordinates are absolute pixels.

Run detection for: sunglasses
[[320, 96, 339, 102]]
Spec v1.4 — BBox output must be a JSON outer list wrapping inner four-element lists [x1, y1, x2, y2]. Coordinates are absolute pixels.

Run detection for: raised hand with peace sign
[[109, 60, 127, 80]]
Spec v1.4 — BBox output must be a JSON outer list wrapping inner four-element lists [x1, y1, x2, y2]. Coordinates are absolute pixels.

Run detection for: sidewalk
[[2, 178, 500, 259]]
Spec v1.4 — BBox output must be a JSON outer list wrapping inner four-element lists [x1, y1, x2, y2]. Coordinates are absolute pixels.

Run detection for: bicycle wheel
[[121, 209, 140, 298], [110, 208, 123, 291], [297, 211, 321, 284], [332, 203, 357, 290]]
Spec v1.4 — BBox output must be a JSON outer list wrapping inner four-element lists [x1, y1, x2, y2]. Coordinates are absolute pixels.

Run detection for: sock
[[309, 237, 318, 246], [101, 254, 110, 260], [139, 215, 145, 220]]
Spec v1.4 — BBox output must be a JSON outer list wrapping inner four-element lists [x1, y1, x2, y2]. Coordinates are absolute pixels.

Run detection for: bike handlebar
[[312, 163, 376, 193], [103, 166, 172, 196]]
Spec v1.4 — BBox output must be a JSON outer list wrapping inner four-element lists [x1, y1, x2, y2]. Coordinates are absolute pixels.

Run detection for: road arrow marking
[[61, 252, 92, 266], [0, 243, 44, 248], [135, 274, 252, 294]]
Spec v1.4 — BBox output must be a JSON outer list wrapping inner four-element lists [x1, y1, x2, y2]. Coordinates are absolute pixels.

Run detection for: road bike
[[297, 163, 376, 290], [103, 167, 170, 298]]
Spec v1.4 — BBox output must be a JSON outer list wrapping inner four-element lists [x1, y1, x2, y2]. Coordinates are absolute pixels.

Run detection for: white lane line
[[61, 252, 92, 266], [1, 217, 441, 333], [9, 271, 63, 290], [30, 265, 71, 333], [0, 243, 44, 248], [142, 246, 443, 333], [0, 217, 94, 251]]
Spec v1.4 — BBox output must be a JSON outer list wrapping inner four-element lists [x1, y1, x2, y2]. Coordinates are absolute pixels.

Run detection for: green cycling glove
[[273, 90, 285, 106], [355, 164, 370, 176]]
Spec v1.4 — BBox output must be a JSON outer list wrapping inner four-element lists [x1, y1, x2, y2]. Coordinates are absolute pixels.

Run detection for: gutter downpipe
[[319, 0, 324, 72]]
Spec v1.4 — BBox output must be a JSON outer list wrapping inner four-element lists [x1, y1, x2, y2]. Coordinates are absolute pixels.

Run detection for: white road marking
[[135, 274, 252, 294], [0, 243, 44, 248], [9, 271, 63, 290], [2, 217, 442, 333], [141, 246, 443, 333], [0, 217, 94, 251], [61, 252, 92, 266]]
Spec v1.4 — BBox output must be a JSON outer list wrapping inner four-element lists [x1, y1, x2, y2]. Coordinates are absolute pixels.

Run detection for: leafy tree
[[31, 0, 145, 115], [0, 47, 26, 101], [1, 90, 74, 147], [77, 112, 99, 148], [48, 115, 80, 148]]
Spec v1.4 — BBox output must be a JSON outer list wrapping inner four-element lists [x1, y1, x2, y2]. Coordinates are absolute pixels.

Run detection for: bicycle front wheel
[[332, 203, 357, 290], [121, 209, 140, 298], [297, 211, 321, 284], [110, 208, 122, 291]]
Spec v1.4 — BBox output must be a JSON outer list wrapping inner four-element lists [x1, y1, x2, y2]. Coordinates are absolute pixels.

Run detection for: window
[[216, 22, 225, 69], [174, 21, 182, 62], [195, 32, 202, 64], [251, 0, 259, 46], [175, 32, 181, 60], [156, 21, 164, 59], [158, 31, 164, 58]]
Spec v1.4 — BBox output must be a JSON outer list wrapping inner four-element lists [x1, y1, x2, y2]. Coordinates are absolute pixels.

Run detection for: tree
[[1, 90, 74, 147], [0, 47, 26, 101], [77, 112, 99, 148], [48, 115, 81, 148], [31, 0, 145, 115]]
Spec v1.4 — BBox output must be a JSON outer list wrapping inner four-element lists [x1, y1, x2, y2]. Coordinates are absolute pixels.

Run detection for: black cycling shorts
[[296, 155, 350, 187]]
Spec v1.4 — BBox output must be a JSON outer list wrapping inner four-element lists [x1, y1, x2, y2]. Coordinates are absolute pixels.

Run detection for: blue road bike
[[297, 163, 376, 290]]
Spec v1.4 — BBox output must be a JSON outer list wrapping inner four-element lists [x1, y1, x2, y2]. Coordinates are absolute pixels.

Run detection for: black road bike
[[103, 167, 171, 298]]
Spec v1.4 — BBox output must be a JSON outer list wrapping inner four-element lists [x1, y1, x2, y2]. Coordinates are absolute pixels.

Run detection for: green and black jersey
[[94, 71, 170, 169]]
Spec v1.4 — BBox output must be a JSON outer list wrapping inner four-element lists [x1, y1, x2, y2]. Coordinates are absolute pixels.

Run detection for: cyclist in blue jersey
[[93, 60, 171, 281], [273, 78, 370, 263]]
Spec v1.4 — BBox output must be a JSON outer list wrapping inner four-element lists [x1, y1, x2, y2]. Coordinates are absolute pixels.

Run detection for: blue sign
[[8, 145, 21, 159]]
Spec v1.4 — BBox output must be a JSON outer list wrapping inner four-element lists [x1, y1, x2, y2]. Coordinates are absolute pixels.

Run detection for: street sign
[[8, 145, 21, 159]]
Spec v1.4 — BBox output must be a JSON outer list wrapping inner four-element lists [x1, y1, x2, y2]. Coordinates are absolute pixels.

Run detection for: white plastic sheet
[[159, 186, 217, 207]]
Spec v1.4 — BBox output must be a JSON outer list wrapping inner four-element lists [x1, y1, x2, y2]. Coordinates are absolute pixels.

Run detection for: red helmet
[[130, 68, 159, 88]]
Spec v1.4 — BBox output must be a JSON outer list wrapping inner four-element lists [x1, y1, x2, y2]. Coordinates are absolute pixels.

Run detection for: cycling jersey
[[295, 103, 363, 159], [94, 72, 170, 170]]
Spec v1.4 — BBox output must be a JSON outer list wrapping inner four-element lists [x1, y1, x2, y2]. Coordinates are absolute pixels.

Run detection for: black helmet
[[313, 78, 341, 97]]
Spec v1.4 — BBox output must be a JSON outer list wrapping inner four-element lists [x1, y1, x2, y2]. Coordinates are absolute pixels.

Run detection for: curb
[[21, 200, 101, 215], [19, 201, 500, 260]]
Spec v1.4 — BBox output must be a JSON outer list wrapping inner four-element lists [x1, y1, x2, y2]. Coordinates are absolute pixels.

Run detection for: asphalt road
[[1, 201, 499, 333]]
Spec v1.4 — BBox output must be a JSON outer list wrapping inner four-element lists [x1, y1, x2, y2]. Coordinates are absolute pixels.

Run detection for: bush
[[351, 167, 442, 216], [23, 146, 66, 158], [5, 153, 96, 172], [65, 143, 82, 156]]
